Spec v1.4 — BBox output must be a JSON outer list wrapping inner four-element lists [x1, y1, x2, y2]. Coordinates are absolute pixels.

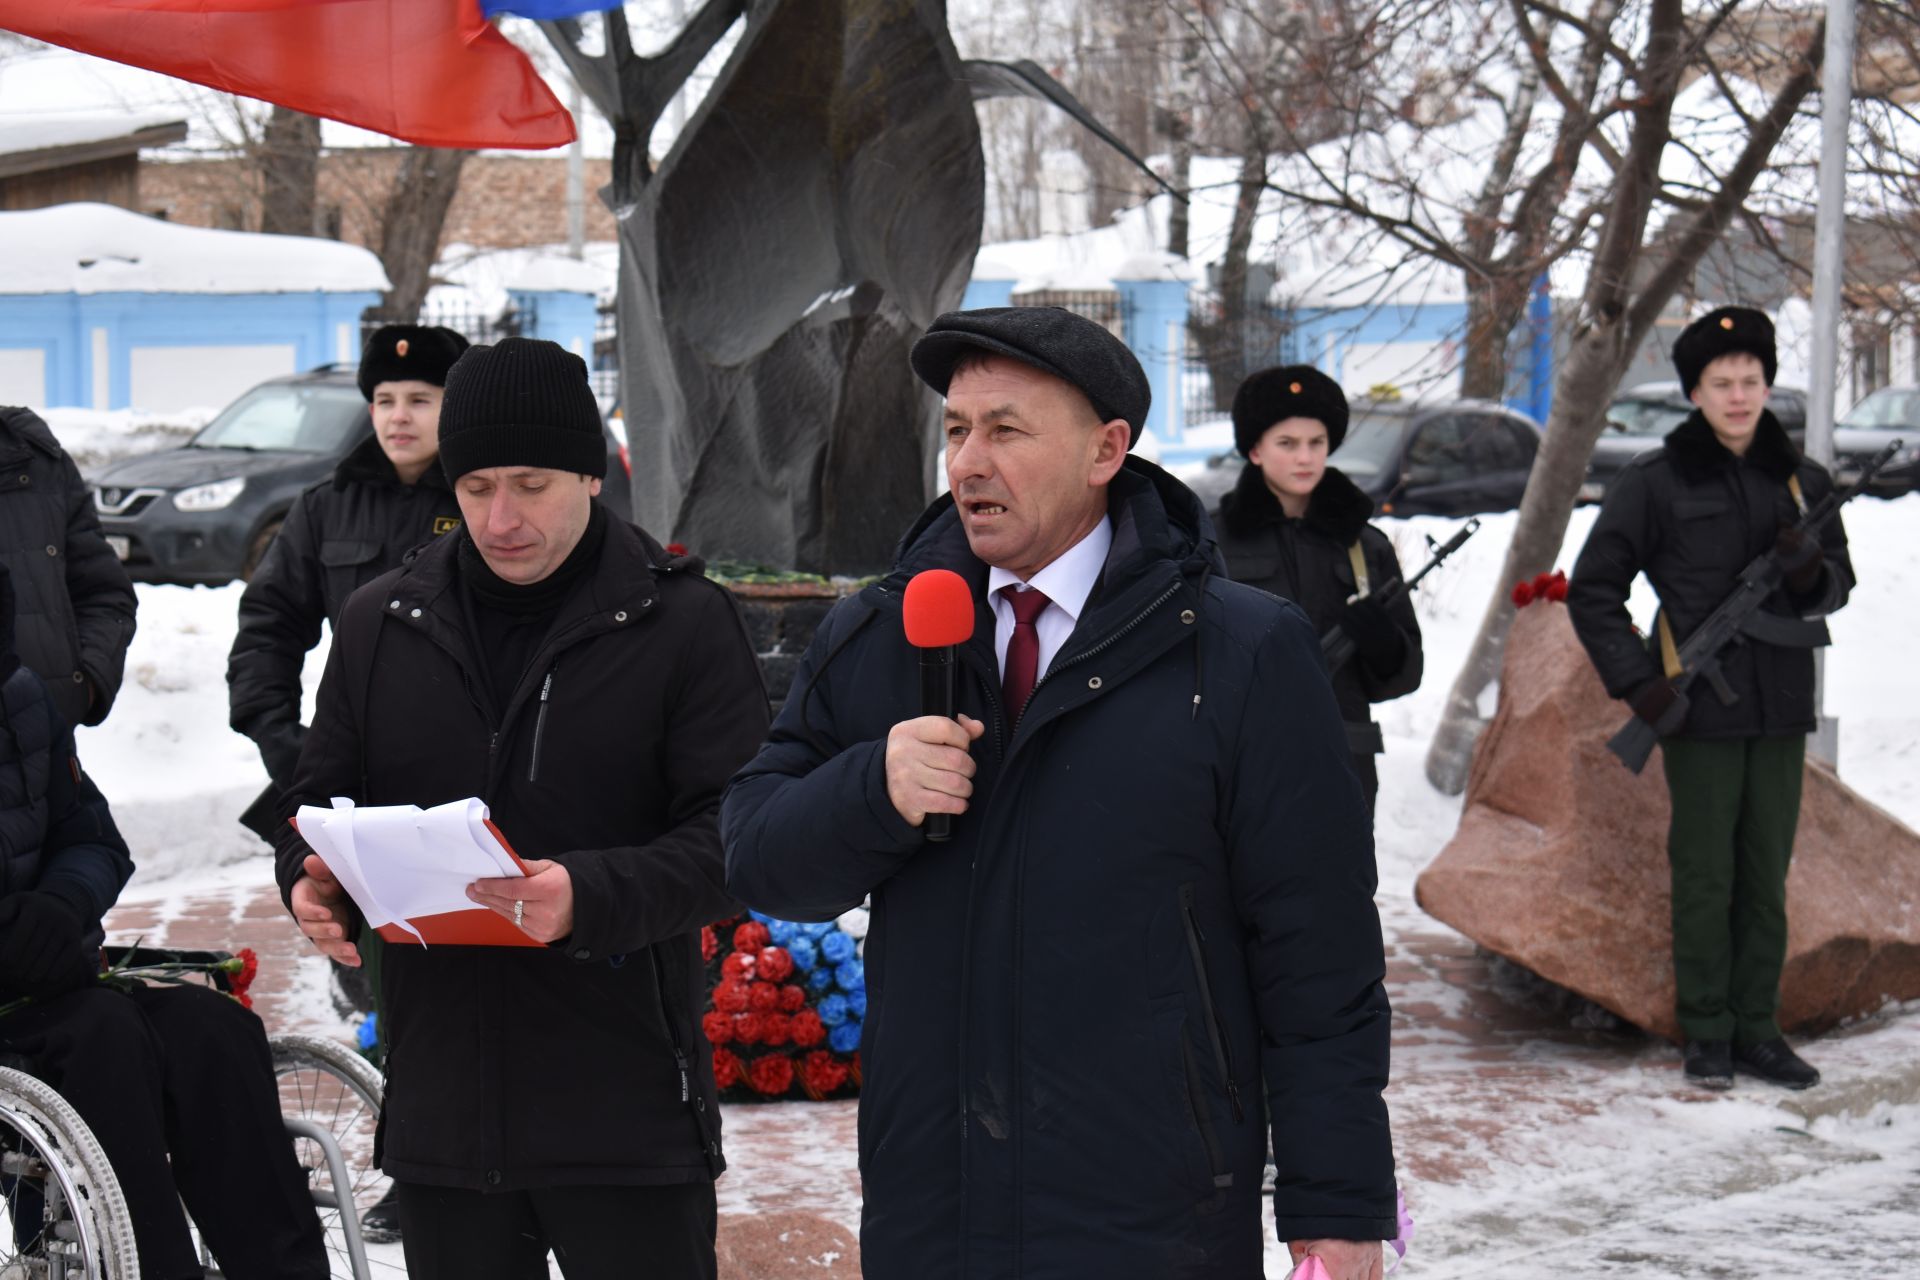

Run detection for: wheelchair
[[0, 949, 388, 1279]]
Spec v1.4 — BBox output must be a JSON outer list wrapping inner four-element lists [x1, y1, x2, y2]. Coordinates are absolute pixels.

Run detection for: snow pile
[[43, 405, 214, 474], [0, 203, 389, 296]]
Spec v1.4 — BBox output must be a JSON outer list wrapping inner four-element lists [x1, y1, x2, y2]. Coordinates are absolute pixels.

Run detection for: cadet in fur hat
[[1210, 365, 1423, 814], [1569, 305, 1854, 1091]]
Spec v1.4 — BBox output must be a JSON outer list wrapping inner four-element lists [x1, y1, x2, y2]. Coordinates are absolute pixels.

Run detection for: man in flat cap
[[724, 307, 1398, 1277], [275, 337, 768, 1278], [1570, 305, 1853, 1091]]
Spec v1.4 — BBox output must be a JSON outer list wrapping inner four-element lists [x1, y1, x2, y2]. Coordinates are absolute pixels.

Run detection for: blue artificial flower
[[818, 994, 850, 1027], [800, 921, 834, 940], [749, 910, 775, 924], [767, 919, 798, 947], [834, 958, 865, 993], [807, 966, 834, 993], [787, 938, 817, 972], [829, 1021, 863, 1055], [356, 1013, 379, 1051], [847, 989, 867, 1018], [821, 931, 855, 964]]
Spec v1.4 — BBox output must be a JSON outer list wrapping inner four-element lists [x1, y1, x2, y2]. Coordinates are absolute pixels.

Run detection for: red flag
[[0, 0, 575, 150]]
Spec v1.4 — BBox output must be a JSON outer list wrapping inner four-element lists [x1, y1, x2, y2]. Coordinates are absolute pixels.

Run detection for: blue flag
[[481, 0, 622, 18]]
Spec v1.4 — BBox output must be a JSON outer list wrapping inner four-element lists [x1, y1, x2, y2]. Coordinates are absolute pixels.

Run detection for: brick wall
[[140, 151, 616, 250]]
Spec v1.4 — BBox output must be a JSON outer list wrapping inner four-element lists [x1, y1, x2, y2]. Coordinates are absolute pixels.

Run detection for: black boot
[[1733, 1038, 1820, 1090], [359, 1184, 403, 1243], [1683, 1039, 1733, 1090]]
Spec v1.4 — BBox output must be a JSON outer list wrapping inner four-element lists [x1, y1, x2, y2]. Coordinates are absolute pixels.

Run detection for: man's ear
[[1088, 418, 1130, 486], [588, 476, 604, 497]]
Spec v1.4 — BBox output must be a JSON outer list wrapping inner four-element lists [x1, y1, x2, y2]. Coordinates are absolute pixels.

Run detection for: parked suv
[[1834, 384, 1920, 496], [1190, 398, 1543, 518], [91, 365, 634, 585]]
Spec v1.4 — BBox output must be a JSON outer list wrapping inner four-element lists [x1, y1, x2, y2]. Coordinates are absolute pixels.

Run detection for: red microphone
[[902, 569, 975, 842]]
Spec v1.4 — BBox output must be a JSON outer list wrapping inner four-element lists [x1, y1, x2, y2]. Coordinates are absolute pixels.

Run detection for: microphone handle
[[920, 645, 957, 842]]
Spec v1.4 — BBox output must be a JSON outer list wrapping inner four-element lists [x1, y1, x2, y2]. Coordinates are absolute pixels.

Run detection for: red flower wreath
[[756, 946, 794, 982], [747, 1054, 794, 1095], [733, 921, 771, 952], [701, 1011, 733, 1045], [713, 980, 751, 1014], [712, 1048, 742, 1090]]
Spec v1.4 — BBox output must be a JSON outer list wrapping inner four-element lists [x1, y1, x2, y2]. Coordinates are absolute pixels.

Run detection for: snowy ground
[[49, 403, 1920, 1276]]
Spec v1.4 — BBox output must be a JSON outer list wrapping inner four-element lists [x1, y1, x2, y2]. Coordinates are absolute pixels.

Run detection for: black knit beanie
[[357, 325, 469, 400], [437, 338, 607, 481]]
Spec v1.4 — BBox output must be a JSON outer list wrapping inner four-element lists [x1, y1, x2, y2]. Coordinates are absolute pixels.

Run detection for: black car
[[1583, 381, 1808, 502], [1833, 384, 1920, 496], [1189, 398, 1543, 518], [91, 366, 634, 585]]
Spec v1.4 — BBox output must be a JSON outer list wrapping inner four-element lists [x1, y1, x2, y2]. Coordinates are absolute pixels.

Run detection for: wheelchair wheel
[[0, 1066, 142, 1279], [269, 1036, 386, 1278]]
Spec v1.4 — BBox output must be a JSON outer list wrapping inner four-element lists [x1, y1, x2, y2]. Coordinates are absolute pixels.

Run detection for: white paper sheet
[[294, 797, 525, 946]]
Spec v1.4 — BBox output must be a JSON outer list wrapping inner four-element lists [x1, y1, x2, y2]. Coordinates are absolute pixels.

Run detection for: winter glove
[[0, 892, 97, 1000], [1772, 524, 1824, 595], [1341, 596, 1408, 674], [1628, 677, 1680, 728]]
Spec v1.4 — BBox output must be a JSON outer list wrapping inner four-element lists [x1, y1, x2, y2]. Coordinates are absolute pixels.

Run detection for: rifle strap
[[1787, 473, 1807, 515], [1657, 611, 1683, 680], [1348, 541, 1370, 598]]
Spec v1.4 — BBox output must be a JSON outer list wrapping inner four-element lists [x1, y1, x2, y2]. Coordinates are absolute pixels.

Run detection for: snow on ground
[[53, 390, 1920, 1276], [47, 405, 215, 475]]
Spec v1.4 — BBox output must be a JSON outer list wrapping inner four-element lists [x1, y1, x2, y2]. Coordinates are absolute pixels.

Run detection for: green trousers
[[1660, 735, 1805, 1045]]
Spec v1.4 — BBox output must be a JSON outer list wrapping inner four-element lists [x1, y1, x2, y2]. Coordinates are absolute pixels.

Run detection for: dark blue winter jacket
[[722, 458, 1397, 1278]]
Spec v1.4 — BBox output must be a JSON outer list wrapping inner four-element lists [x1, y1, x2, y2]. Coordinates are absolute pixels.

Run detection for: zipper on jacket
[[647, 950, 694, 1106], [527, 667, 555, 783], [1180, 884, 1245, 1124], [1026, 581, 1182, 709]]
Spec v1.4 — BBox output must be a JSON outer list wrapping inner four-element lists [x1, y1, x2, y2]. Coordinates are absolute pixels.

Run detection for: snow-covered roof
[[0, 203, 389, 295], [428, 241, 615, 316], [0, 110, 187, 159]]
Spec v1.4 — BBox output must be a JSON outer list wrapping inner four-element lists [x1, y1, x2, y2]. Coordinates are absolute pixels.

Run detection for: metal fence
[[1010, 288, 1128, 340], [1181, 294, 1295, 433], [358, 301, 540, 352]]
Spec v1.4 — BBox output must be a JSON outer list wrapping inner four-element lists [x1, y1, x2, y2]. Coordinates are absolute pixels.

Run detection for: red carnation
[[1546, 570, 1569, 602], [733, 921, 771, 952], [747, 1055, 794, 1096], [760, 1013, 793, 1046], [1531, 571, 1554, 596], [779, 983, 806, 1013], [720, 952, 755, 982], [798, 1049, 850, 1100], [713, 979, 751, 1014], [747, 982, 781, 1013], [700, 926, 717, 964], [229, 947, 259, 1009], [1510, 580, 1535, 607], [757, 946, 794, 982], [733, 1012, 766, 1045], [712, 1048, 741, 1090], [701, 1011, 733, 1045], [790, 1010, 826, 1047]]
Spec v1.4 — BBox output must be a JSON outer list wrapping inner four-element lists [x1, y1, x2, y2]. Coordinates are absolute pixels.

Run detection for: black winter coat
[[0, 407, 138, 728], [1210, 464, 1422, 752], [272, 522, 769, 1190], [723, 459, 1397, 1279], [228, 433, 464, 791], [1569, 410, 1853, 739]]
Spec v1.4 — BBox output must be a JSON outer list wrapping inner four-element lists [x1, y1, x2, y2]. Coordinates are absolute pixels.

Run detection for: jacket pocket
[[1179, 883, 1245, 1126], [1150, 994, 1231, 1213]]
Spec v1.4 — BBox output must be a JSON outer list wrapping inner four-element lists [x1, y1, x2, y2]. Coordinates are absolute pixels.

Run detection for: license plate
[[105, 535, 129, 561]]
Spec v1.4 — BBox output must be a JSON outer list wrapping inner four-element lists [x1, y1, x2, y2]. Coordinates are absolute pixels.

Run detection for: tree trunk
[[376, 148, 471, 318], [1200, 131, 1267, 408], [1458, 272, 1532, 401], [259, 106, 321, 236]]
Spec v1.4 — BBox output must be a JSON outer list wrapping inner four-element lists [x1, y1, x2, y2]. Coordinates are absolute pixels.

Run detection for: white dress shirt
[[987, 517, 1113, 681]]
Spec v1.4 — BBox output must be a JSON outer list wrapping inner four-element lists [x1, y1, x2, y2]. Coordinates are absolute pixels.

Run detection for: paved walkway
[[106, 841, 1920, 1277]]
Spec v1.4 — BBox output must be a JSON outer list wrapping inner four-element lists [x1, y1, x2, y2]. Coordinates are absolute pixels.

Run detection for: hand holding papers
[[292, 798, 543, 948]]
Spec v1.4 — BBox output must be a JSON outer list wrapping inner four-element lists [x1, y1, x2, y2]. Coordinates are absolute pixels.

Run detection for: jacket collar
[[332, 431, 451, 492], [0, 406, 68, 461], [1216, 461, 1374, 542], [1663, 408, 1800, 485]]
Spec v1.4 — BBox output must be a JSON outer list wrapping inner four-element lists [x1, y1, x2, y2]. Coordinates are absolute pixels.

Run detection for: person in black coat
[[1210, 367, 1422, 811], [0, 565, 327, 1280], [275, 338, 769, 1280], [1569, 306, 1852, 1092], [0, 405, 138, 728], [724, 308, 1397, 1280], [227, 324, 468, 839]]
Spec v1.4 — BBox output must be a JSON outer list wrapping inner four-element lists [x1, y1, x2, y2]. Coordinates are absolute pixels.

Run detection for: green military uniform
[[1568, 308, 1853, 1079]]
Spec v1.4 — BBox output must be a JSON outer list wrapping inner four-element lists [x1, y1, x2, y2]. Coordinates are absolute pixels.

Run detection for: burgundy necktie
[[999, 585, 1052, 724]]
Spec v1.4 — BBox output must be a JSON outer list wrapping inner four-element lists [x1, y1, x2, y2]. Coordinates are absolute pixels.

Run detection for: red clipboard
[[291, 814, 545, 948]]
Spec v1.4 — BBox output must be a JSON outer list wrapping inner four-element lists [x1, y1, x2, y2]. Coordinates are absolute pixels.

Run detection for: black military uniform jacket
[[1210, 463, 1422, 752], [227, 434, 463, 806], [1568, 409, 1853, 739]]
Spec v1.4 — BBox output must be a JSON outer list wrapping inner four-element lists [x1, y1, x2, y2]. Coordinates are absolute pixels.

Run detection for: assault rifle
[[1321, 517, 1479, 675], [1606, 437, 1904, 774]]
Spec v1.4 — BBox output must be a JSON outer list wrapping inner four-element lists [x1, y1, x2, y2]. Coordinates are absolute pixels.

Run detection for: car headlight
[[172, 477, 246, 512]]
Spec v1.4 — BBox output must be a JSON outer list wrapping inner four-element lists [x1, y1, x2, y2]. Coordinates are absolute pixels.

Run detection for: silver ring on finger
[[513, 899, 525, 927]]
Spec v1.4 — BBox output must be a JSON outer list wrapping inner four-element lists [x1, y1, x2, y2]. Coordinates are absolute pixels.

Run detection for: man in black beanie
[[1570, 305, 1854, 1091], [273, 337, 769, 1279]]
